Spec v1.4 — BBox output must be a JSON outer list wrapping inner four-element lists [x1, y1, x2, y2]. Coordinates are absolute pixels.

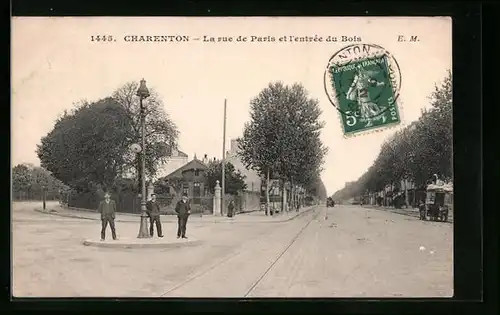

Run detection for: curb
[[34, 205, 318, 224], [34, 208, 97, 221], [363, 206, 454, 223], [82, 238, 203, 249], [67, 206, 141, 217], [34, 209, 136, 223], [66, 206, 261, 217], [262, 205, 318, 223], [208, 205, 318, 223]]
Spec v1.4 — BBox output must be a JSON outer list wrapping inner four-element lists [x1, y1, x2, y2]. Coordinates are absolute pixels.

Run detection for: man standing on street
[[227, 199, 235, 218], [99, 192, 117, 241], [175, 193, 191, 239], [146, 194, 163, 237]]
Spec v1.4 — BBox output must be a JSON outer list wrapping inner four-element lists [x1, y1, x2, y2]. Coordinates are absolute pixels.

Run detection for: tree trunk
[[403, 178, 409, 208], [265, 169, 270, 216], [281, 179, 286, 215], [292, 181, 299, 212], [280, 179, 283, 214], [287, 184, 291, 212], [412, 188, 416, 207]]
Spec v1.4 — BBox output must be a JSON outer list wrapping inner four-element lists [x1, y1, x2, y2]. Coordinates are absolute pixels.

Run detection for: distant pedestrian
[[227, 200, 235, 218], [98, 192, 117, 241], [146, 194, 163, 237], [175, 193, 191, 239]]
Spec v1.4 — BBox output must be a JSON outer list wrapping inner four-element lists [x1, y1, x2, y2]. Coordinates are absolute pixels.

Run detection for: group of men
[[98, 192, 191, 241]]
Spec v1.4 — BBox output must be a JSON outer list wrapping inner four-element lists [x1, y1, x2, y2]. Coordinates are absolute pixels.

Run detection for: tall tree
[[112, 81, 179, 178], [238, 82, 286, 214], [38, 81, 180, 193], [238, 82, 327, 213], [37, 98, 132, 191], [12, 163, 69, 199], [274, 84, 327, 209], [12, 164, 32, 198]]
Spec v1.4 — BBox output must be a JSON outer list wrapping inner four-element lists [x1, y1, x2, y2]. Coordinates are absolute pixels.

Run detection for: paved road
[[12, 202, 453, 298]]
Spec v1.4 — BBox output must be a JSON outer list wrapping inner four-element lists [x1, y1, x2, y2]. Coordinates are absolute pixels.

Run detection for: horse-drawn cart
[[419, 183, 453, 222]]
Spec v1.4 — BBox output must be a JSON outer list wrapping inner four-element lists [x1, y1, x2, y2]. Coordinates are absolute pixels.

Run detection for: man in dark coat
[[98, 192, 117, 241], [146, 194, 163, 237], [227, 200, 235, 218], [175, 194, 191, 239]]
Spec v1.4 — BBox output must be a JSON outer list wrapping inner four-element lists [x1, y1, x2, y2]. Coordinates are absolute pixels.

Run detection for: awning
[[426, 183, 453, 192]]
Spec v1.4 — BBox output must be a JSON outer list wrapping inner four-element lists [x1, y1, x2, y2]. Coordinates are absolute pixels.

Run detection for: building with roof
[[159, 155, 209, 201], [154, 148, 189, 180], [225, 139, 261, 193]]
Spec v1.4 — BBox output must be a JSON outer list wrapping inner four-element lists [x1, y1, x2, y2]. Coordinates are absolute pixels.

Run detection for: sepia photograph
[[11, 16, 453, 298]]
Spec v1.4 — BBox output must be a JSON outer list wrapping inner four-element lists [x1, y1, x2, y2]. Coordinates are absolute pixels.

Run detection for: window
[[193, 182, 201, 195], [194, 169, 200, 176]]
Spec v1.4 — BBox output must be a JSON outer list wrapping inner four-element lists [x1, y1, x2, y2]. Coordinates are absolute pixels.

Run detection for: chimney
[[202, 154, 208, 164]]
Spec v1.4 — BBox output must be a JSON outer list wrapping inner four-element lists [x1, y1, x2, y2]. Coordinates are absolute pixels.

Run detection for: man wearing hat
[[146, 194, 163, 237], [98, 192, 117, 241], [174, 193, 191, 239]]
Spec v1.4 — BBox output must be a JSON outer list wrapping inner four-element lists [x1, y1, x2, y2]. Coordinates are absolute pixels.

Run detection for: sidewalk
[[361, 205, 454, 223], [33, 204, 317, 224]]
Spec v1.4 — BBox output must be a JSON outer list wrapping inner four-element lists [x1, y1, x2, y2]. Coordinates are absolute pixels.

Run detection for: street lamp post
[[137, 79, 151, 239]]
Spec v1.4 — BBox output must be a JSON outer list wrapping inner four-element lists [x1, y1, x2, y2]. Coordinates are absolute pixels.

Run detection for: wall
[[68, 191, 141, 214], [155, 194, 213, 215], [218, 192, 261, 214], [232, 191, 261, 213], [225, 139, 261, 193]]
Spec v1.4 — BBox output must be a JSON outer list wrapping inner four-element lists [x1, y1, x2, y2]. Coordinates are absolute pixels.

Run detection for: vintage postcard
[[11, 17, 453, 298]]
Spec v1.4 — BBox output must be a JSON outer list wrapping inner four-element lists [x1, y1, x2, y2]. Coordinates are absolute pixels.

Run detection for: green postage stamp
[[324, 44, 402, 136]]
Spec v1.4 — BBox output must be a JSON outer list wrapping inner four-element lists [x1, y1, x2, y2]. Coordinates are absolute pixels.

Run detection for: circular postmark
[[324, 44, 402, 122]]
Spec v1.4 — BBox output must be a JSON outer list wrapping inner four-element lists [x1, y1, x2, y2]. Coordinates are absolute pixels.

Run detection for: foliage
[[113, 177, 137, 193], [154, 175, 184, 195], [112, 81, 179, 178], [37, 98, 131, 192], [37, 81, 180, 193], [12, 163, 70, 198], [305, 176, 328, 200], [238, 82, 327, 209], [275, 83, 328, 188], [12, 164, 31, 193], [332, 70, 453, 201], [205, 161, 247, 195]]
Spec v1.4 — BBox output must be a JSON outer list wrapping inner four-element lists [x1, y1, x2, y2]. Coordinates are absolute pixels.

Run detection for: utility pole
[[221, 99, 227, 216]]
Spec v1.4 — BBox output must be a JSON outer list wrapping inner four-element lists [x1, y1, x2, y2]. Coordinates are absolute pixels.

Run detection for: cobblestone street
[[12, 202, 453, 297]]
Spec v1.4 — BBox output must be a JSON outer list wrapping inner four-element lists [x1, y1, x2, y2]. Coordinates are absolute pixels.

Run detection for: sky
[[11, 17, 452, 195]]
